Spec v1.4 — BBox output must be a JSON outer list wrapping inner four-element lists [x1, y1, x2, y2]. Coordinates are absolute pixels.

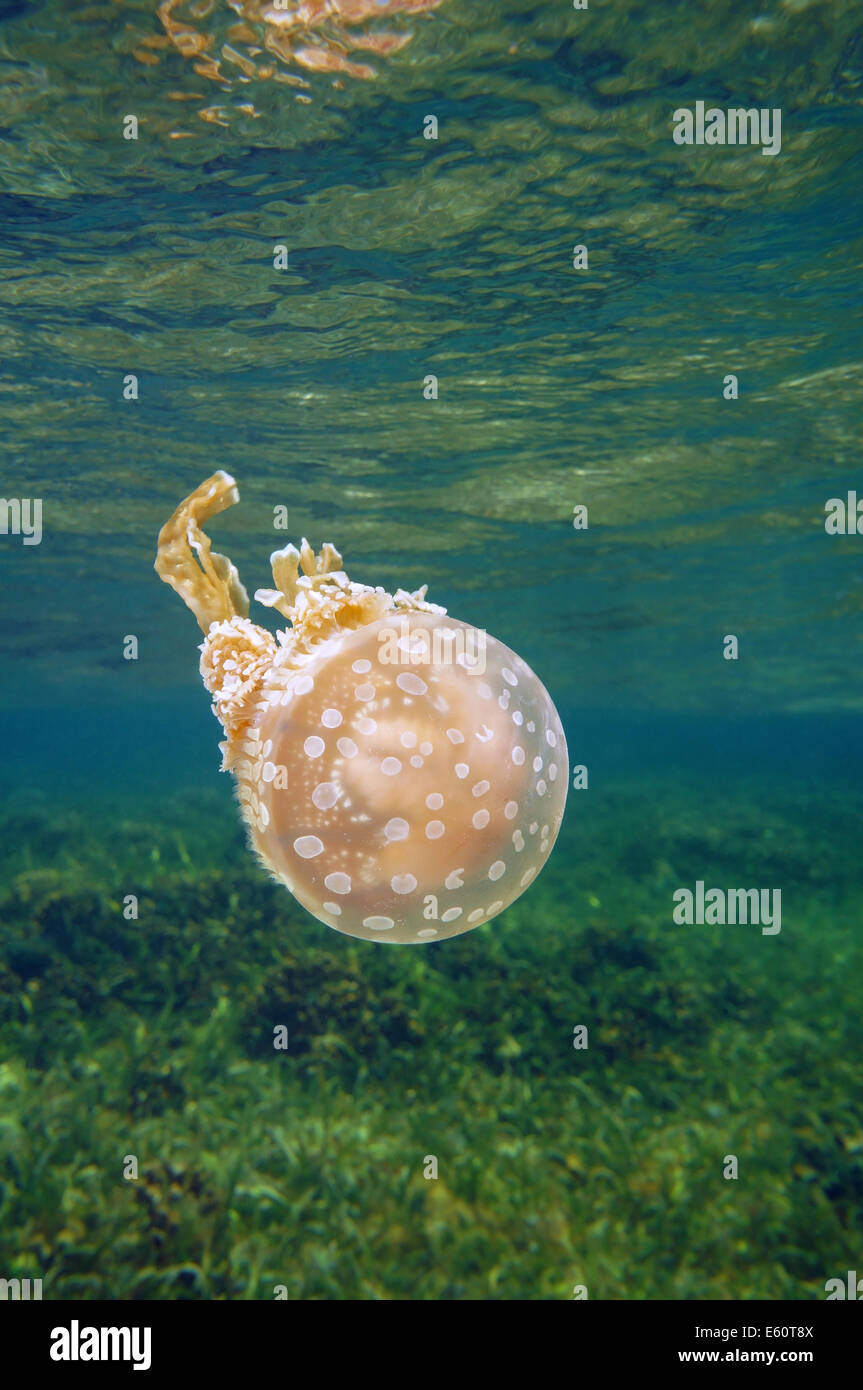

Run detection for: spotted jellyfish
[[155, 473, 568, 944]]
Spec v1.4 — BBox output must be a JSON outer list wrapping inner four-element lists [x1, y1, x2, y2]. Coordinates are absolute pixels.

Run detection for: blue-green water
[[1, 0, 862, 1300]]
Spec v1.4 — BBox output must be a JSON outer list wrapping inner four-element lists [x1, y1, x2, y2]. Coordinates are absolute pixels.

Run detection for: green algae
[[1, 775, 860, 1300]]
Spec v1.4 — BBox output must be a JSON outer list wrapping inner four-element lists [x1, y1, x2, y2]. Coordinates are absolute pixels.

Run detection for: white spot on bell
[[391, 874, 417, 895], [294, 836, 324, 859], [384, 817, 409, 841], [324, 872, 351, 895], [312, 782, 339, 810], [397, 672, 427, 696]]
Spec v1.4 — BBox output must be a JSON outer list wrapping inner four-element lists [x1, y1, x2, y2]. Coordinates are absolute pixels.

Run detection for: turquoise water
[[1, 0, 862, 1300]]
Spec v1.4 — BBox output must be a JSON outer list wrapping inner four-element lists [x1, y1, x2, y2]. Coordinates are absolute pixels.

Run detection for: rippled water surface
[[1, 0, 861, 716]]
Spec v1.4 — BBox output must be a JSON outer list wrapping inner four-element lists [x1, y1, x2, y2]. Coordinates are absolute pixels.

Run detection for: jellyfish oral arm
[[154, 472, 446, 753], [154, 471, 249, 633]]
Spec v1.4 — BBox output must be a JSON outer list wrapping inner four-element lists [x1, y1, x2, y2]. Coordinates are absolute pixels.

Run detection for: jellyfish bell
[[155, 472, 568, 944], [244, 612, 567, 943]]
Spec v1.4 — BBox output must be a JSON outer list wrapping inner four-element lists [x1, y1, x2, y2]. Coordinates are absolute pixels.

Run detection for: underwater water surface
[[1, 0, 862, 1300]]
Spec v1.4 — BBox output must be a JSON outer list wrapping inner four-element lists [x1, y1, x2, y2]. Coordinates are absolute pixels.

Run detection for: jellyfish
[[155, 473, 568, 943]]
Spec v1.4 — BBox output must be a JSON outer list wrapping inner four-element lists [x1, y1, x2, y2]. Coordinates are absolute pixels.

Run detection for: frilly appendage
[[155, 471, 446, 750]]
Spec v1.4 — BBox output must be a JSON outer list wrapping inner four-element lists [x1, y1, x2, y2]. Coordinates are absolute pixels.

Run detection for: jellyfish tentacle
[[154, 470, 250, 633]]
